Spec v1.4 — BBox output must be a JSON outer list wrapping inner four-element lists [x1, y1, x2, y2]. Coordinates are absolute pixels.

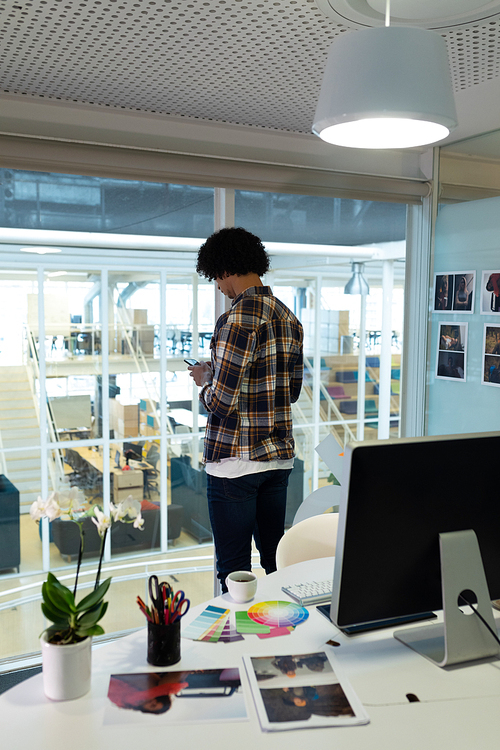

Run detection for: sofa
[[51, 502, 183, 562], [170, 456, 212, 543], [170, 455, 304, 543], [0, 475, 20, 572]]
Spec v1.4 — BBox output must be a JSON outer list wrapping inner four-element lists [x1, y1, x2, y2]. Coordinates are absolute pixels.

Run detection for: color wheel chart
[[247, 601, 309, 629], [182, 601, 308, 643]]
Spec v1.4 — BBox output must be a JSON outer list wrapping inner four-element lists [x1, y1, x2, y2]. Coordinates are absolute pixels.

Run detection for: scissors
[[166, 590, 190, 624], [148, 576, 173, 623]]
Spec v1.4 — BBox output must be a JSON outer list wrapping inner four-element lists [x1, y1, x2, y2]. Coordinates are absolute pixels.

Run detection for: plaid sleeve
[[201, 321, 256, 419], [290, 346, 303, 404]]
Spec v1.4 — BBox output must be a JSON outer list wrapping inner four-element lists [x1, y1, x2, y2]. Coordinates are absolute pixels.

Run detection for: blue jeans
[[207, 469, 292, 592]]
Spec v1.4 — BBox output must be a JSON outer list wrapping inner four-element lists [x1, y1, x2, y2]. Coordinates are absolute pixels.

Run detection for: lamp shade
[[312, 26, 458, 149], [344, 263, 369, 295]]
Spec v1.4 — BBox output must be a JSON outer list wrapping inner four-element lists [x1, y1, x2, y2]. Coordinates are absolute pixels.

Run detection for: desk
[[69, 448, 150, 502], [2, 558, 500, 749], [168, 408, 208, 430], [57, 427, 92, 441]]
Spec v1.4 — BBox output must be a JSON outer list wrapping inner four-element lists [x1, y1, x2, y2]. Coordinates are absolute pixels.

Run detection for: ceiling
[[1, 0, 500, 147]]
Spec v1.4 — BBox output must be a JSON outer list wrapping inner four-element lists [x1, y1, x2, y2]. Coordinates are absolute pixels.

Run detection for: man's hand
[[188, 361, 213, 387]]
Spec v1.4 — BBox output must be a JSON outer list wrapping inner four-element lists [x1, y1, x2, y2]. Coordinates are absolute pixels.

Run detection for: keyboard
[[281, 579, 333, 607]]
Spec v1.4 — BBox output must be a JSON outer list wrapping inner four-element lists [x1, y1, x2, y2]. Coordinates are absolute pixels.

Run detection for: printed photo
[[259, 682, 354, 724], [243, 651, 369, 731], [439, 323, 465, 352], [482, 325, 500, 386], [105, 669, 246, 725], [434, 273, 453, 311], [250, 653, 332, 685], [452, 272, 474, 312], [436, 323, 467, 381], [480, 271, 500, 314], [436, 351, 465, 381]]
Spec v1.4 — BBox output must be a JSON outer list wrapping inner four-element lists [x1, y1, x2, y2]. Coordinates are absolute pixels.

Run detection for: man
[[188, 227, 303, 592]]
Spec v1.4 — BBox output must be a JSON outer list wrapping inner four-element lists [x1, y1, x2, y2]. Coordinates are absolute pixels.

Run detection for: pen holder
[[147, 619, 181, 667]]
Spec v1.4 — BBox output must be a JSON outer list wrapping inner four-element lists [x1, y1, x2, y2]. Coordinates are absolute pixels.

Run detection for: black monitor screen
[[123, 442, 142, 462], [330, 432, 500, 631]]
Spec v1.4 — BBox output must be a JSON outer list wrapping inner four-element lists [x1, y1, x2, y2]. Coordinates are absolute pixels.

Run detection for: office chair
[[64, 449, 90, 487], [144, 447, 160, 498], [275, 513, 339, 569]]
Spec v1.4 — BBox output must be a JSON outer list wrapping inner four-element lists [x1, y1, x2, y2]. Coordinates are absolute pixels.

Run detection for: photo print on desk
[[105, 669, 247, 726], [480, 271, 500, 314], [434, 271, 475, 313], [436, 323, 467, 382], [482, 324, 500, 386], [243, 650, 369, 732]]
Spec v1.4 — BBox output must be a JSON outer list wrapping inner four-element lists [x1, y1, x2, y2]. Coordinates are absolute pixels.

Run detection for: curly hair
[[196, 227, 270, 281]]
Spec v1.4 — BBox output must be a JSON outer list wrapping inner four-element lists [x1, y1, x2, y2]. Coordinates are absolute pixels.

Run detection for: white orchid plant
[[31, 488, 144, 644]]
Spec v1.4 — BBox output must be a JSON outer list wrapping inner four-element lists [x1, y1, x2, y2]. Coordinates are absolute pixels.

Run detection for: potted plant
[[31, 489, 144, 701]]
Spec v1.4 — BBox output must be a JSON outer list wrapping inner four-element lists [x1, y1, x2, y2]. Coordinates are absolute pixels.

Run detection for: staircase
[[0, 366, 42, 512], [292, 386, 341, 487]]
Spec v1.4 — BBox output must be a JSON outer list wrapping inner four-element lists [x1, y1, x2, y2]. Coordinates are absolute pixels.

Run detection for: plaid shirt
[[200, 286, 303, 463]]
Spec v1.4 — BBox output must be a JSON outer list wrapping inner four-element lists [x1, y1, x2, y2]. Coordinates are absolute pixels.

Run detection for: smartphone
[[184, 358, 200, 366]]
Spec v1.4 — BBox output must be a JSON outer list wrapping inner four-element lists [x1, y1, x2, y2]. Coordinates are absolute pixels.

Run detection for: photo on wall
[[452, 272, 475, 312], [434, 273, 453, 311], [436, 323, 467, 381], [482, 324, 500, 386], [480, 271, 500, 314]]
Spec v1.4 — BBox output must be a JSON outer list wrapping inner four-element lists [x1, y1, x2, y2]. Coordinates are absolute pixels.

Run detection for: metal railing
[[113, 299, 174, 436], [24, 325, 64, 489]]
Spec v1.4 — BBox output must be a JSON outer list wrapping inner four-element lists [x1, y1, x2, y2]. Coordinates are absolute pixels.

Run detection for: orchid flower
[[30, 495, 48, 522], [117, 495, 141, 520], [91, 506, 112, 538], [44, 496, 63, 521], [133, 512, 145, 530]]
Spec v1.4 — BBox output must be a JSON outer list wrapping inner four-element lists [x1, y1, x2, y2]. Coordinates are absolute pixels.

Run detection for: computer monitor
[[329, 432, 500, 667], [123, 442, 142, 462]]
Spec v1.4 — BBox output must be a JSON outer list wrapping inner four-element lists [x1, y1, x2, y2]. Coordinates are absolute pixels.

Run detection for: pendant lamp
[[312, 25, 458, 149], [344, 262, 370, 295]]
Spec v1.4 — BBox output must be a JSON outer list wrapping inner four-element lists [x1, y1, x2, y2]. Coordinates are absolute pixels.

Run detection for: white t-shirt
[[205, 456, 294, 479]]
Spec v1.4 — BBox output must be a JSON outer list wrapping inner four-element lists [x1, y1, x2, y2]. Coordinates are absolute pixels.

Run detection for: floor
[[0, 666, 42, 695]]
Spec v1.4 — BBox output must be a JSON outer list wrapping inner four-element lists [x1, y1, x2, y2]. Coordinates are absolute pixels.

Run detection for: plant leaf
[[42, 580, 74, 615], [41, 584, 70, 617], [75, 577, 111, 612], [49, 576, 76, 611], [77, 601, 106, 627], [41, 602, 70, 628], [78, 624, 104, 637]]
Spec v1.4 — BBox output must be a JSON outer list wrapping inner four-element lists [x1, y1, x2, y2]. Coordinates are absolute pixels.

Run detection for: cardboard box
[[132, 309, 148, 324]]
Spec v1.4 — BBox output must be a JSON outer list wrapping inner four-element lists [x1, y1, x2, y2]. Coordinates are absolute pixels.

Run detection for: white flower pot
[[40, 634, 92, 701]]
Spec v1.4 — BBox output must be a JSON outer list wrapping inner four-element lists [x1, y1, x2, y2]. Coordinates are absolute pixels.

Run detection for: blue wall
[[428, 196, 500, 435]]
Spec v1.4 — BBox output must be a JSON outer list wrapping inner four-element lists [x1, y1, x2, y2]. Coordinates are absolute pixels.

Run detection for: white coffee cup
[[225, 571, 258, 603]]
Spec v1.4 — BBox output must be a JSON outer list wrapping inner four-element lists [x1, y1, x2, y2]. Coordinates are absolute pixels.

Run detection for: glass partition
[[0, 171, 409, 667], [236, 189, 406, 496]]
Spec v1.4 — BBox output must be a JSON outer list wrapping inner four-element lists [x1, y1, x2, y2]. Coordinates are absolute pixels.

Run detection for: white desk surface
[[2, 557, 500, 750], [168, 407, 208, 429]]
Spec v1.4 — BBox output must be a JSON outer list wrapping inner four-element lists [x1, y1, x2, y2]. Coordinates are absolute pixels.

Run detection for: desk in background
[[168, 408, 207, 430], [2, 557, 500, 750], [57, 427, 92, 441], [66, 447, 149, 503]]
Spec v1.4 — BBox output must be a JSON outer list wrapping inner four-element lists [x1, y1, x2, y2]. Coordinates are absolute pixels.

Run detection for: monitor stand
[[394, 529, 500, 667]]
